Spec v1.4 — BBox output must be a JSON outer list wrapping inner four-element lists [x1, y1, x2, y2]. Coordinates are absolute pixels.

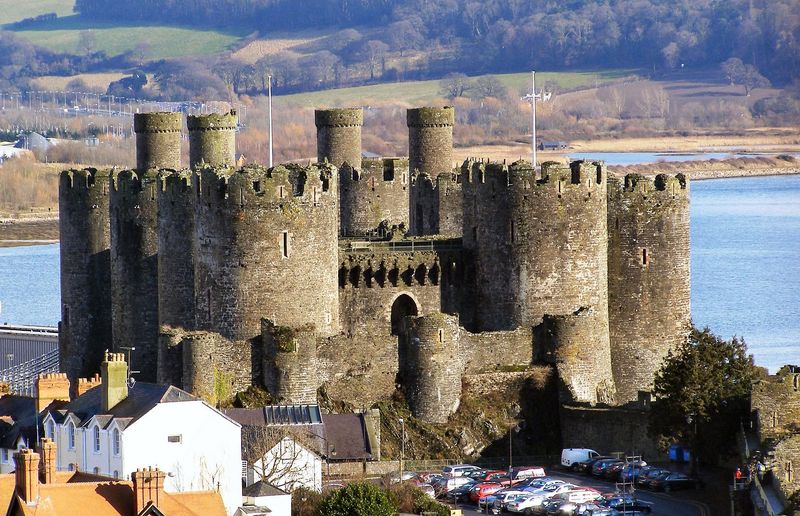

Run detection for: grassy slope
[[277, 70, 636, 107], [12, 16, 245, 59]]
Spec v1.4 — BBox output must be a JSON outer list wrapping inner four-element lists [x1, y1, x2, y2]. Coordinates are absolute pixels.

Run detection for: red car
[[474, 470, 507, 482], [468, 482, 503, 503]]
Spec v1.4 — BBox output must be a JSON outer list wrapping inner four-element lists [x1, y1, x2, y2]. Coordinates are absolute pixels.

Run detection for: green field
[[277, 70, 637, 107], [11, 15, 246, 59], [0, 0, 74, 25]]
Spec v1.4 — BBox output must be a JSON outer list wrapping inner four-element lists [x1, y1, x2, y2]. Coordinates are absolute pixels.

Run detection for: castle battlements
[[158, 169, 192, 195], [339, 252, 442, 289], [60, 168, 112, 192]]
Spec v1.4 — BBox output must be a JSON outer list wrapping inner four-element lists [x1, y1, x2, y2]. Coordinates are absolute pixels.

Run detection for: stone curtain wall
[[560, 404, 662, 459], [752, 367, 800, 440], [339, 158, 410, 236]]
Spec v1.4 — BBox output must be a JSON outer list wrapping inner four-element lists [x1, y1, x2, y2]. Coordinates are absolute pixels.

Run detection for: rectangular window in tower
[[402, 173, 407, 186], [281, 231, 290, 259], [63, 305, 70, 327], [642, 248, 649, 266], [278, 185, 285, 199], [438, 329, 444, 344], [472, 226, 478, 242]]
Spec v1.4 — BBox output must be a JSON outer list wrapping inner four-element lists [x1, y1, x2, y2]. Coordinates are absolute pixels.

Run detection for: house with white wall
[[42, 353, 242, 515]]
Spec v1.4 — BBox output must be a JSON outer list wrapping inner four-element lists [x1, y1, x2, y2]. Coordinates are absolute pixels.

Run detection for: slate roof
[[47, 383, 197, 430], [322, 413, 372, 461], [242, 480, 288, 497], [0, 395, 68, 449]]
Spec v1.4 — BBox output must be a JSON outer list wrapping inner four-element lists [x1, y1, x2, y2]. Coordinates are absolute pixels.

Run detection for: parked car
[[487, 490, 534, 515], [475, 470, 511, 483], [574, 456, 615, 475], [440, 481, 475, 501], [562, 448, 600, 469], [592, 459, 624, 477], [443, 464, 482, 477], [602, 494, 653, 513], [418, 483, 436, 499], [469, 482, 504, 504], [434, 475, 475, 496], [542, 489, 603, 514], [507, 483, 577, 513], [387, 470, 419, 484], [516, 477, 554, 490], [511, 466, 548, 482], [649, 472, 699, 492], [603, 462, 628, 481], [619, 464, 650, 483], [635, 468, 669, 488]]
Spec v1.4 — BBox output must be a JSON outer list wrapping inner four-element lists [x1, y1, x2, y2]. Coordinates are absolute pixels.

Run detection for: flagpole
[[532, 70, 537, 168], [268, 74, 274, 168]]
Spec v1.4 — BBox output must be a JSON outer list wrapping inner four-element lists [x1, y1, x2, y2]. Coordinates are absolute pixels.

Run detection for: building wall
[[608, 174, 691, 402], [109, 169, 160, 382], [770, 434, 800, 503], [752, 366, 800, 440], [315, 108, 362, 170], [559, 404, 662, 459], [58, 169, 113, 383], [410, 172, 462, 238], [254, 436, 323, 492], [339, 158, 409, 237]]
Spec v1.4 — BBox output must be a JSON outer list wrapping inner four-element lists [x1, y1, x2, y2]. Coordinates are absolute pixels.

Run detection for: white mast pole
[[268, 74, 274, 168], [532, 70, 537, 168]]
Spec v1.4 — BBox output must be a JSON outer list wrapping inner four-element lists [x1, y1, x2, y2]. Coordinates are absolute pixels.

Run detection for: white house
[[236, 480, 292, 516], [42, 353, 242, 515], [251, 435, 323, 492]]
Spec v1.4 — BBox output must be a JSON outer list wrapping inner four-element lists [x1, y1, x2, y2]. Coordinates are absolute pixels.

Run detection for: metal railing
[[0, 349, 59, 396], [340, 238, 462, 253]]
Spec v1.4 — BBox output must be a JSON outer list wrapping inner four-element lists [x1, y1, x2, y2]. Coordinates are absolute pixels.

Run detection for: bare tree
[[359, 40, 389, 81], [78, 30, 97, 55], [473, 76, 508, 99], [440, 73, 471, 98], [598, 86, 626, 118], [243, 426, 322, 492], [741, 65, 771, 96], [721, 57, 745, 85]]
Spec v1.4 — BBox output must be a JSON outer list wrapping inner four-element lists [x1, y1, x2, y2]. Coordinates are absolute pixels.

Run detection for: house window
[[112, 429, 120, 456], [167, 435, 182, 444], [68, 463, 75, 472], [93, 426, 100, 452], [93, 467, 99, 475], [1, 449, 7, 463], [113, 470, 119, 479], [46, 421, 55, 440], [68, 423, 75, 450]]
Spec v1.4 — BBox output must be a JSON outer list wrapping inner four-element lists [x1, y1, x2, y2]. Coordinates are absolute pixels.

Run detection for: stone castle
[[58, 106, 691, 424]]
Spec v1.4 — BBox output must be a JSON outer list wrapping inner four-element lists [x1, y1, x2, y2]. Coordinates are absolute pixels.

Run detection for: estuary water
[[0, 175, 798, 371]]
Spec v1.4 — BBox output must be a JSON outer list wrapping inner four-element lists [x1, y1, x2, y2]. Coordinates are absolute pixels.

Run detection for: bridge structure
[[0, 325, 59, 396]]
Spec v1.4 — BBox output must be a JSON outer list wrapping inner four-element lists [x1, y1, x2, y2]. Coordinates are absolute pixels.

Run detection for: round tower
[[262, 321, 319, 404], [187, 110, 237, 170], [133, 112, 182, 171], [405, 312, 462, 423], [58, 168, 113, 384], [157, 170, 195, 330], [194, 163, 339, 344], [608, 173, 691, 402], [315, 108, 363, 169], [407, 107, 454, 177], [109, 169, 160, 382], [535, 307, 616, 404], [339, 158, 409, 236]]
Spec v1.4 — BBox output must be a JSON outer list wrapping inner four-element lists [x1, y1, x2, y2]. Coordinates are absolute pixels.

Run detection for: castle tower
[[463, 159, 614, 403], [58, 168, 113, 384], [407, 107, 456, 236], [608, 173, 690, 402], [109, 169, 160, 382], [339, 158, 409, 236], [133, 112, 182, 171], [194, 163, 340, 344], [405, 313, 462, 423], [187, 110, 237, 169], [315, 108, 363, 169], [262, 321, 319, 404], [157, 170, 195, 331], [535, 308, 616, 404]]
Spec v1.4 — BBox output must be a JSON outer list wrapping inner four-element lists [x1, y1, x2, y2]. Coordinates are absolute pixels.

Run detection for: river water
[[0, 175, 798, 372]]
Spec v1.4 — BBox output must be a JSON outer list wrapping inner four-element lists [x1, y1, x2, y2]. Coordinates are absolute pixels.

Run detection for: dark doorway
[[391, 294, 418, 336]]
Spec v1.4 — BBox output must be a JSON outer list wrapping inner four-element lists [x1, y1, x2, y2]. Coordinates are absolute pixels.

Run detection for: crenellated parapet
[[338, 250, 445, 289], [339, 157, 409, 236], [262, 320, 320, 404], [315, 107, 363, 170], [187, 110, 237, 170], [607, 172, 691, 402], [404, 312, 463, 423]]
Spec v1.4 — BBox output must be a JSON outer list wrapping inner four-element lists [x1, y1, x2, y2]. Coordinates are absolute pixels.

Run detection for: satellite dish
[[127, 377, 136, 389]]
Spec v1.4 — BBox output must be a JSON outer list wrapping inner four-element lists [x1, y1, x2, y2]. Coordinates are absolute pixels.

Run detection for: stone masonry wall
[[134, 112, 182, 171], [58, 169, 113, 384], [752, 366, 800, 440], [187, 111, 237, 169], [608, 174, 691, 402], [339, 158, 409, 236], [560, 404, 662, 459], [262, 321, 319, 404], [315, 108, 363, 170], [109, 169, 160, 382]]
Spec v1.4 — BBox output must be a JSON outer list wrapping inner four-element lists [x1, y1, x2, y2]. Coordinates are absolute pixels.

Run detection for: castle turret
[[133, 112, 182, 171], [405, 313, 462, 423], [58, 168, 113, 384], [157, 170, 195, 330], [608, 173, 690, 402], [407, 107, 457, 236], [315, 108, 363, 169], [109, 169, 160, 382], [194, 164, 340, 343], [339, 158, 409, 236], [262, 321, 319, 404], [187, 110, 237, 170]]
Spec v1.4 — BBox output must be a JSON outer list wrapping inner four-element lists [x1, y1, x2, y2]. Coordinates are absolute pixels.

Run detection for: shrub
[[318, 482, 396, 516]]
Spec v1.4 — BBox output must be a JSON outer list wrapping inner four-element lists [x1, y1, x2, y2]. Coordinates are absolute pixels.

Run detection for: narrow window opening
[[615, 218, 619, 230], [281, 231, 290, 258], [253, 181, 261, 192], [402, 173, 407, 185], [239, 188, 244, 208], [438, 329, 444, 344], [383, 164, 394, 181], [207, 289, 212, 322], [642, 248, 649, 265], [596, 169, 603, 184], [472, 226, 478, 242], [150, 184, 155, 200], [63, 305, 70, 327], [371, 177, 376, 191], [278, 185, 285, 199]]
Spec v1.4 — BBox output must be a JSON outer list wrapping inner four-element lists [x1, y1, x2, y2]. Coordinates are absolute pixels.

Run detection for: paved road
[[448, 471, 712, 516]]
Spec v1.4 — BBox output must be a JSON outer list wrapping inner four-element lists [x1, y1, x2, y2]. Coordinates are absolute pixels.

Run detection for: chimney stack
[[77, 373, 102, 398], [37, 438, 56, 484], [35, 373, 70, 412], [101, 352, 128, 412], [13, 449, 40, 505], [132, 467, 166, 514]]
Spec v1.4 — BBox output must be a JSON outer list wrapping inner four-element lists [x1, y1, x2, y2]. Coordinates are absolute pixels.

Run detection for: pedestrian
[[735, 467, 743, 481], [757, 461, 765, 481]]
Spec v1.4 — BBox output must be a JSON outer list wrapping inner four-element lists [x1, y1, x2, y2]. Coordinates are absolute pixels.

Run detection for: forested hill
[[74, 0, 799, 83]]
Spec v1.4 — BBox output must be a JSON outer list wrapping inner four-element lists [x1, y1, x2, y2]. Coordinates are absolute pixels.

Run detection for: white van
[[561, 448, 599, 468], [442, 464, 481, 478]]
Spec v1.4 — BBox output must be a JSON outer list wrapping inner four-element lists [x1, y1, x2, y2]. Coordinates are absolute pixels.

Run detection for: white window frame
[[93, 425, 101, 453], [68, 422, 76, 450], [112, 428, 120, 456]]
